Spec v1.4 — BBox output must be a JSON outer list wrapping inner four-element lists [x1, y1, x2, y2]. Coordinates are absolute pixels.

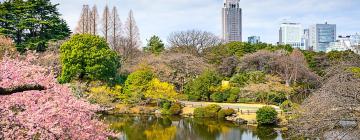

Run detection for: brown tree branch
[[0, 84, 45, 95]]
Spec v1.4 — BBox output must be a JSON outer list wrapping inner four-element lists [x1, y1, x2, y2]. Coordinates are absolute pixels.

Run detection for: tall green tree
[[0, 0, 71, 52], [144, 35, 165, 55], [59, 34, 120, 83]]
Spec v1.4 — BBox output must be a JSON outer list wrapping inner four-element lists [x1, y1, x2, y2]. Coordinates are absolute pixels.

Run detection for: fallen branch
[[0, 84, 45, 95]]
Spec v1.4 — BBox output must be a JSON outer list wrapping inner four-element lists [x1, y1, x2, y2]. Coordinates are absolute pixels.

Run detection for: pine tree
[[0, 0, 70, 52], [144, 35, 165, 55]]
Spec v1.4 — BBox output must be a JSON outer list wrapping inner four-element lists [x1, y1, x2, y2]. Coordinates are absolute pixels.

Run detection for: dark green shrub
[[226, 88, 240, 102], [169, 103, 182, 115], [255, 92, 287, 105], [218, 109, 235, 119], [162, 102, 171, 110], [59, 34, 120, 83], [210, 92, 224, 102], [230, 71, 266, 87], [256, 106, 278, 125], [184, 70, 222, 101], [205, 104, 222, 117]]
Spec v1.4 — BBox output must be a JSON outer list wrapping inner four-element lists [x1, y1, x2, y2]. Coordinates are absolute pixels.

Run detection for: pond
[[102, 114, 287, 140]]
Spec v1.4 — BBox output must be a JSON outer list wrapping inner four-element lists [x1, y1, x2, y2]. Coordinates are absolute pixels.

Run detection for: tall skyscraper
[[222, 0, 242, 42], [309, 22, 336, 52], [248, 36, 260, 44], [279, 23, 303, 49]]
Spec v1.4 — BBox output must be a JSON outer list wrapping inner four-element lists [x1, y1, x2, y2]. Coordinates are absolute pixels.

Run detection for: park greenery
[[1, 0, 360, 139], [0, 0, 70, 52], [256, 106, 278, 125]]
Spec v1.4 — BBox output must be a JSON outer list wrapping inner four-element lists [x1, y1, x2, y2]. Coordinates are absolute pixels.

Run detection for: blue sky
[[51, 0, 360, 44]]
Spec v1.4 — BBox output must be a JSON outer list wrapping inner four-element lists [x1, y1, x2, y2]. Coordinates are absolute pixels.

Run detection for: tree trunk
[[0, 84, 45, 95]]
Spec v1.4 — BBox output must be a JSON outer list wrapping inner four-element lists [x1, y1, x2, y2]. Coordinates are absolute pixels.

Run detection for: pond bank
[[106, 102, 288, 126]]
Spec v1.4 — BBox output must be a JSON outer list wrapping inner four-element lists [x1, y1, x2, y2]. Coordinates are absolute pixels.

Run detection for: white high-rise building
[[279, 23, 303, 49], [327, 34, 360, 54], [222, 0, 242, 42], [309, 22, 336, 52]]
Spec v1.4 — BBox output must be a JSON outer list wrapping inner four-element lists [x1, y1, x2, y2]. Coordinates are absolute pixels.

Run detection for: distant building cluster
[[278, 22, 359, 54], [221, 0, 359, 54]]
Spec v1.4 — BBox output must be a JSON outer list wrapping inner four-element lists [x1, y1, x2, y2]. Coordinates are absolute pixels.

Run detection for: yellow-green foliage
[[86, 85, 122, 106], [145, 78, 179, 102], [348, 67, 360, 78]]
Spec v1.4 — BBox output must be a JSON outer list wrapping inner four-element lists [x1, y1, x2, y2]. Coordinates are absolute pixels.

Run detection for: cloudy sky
[[51, 0, 360, 44]]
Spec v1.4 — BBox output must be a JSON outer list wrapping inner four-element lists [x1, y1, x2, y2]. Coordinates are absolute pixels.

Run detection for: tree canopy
[[144, 35, 165, 55], [59, 34, 120, 83], [0, 0, 71, 52]]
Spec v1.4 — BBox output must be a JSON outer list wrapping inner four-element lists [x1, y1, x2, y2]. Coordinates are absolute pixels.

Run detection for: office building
[[301, 29, 310, 50], [248, 36, 260, 44], [222, 0, 242, 42], [327, 34, 360, 54], [309, 22, 336, 52], [279, 23, 303, 49]]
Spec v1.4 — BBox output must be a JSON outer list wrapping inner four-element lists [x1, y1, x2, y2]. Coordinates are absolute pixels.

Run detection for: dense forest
[[1, 0, 360, 139]]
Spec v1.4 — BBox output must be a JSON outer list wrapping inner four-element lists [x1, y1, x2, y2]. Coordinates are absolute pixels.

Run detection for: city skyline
[[51, 0, 360, 44]]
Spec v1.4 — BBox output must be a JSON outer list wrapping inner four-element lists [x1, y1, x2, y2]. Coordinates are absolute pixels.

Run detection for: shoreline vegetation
[[1, 0, 360, 139]]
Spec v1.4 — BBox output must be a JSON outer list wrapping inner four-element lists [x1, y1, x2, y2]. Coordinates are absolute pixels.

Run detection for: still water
[[103, 114, 286, 140]]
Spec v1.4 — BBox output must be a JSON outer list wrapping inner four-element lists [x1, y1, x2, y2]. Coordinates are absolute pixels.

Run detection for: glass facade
[[222, 0, 242, 42], [279, 23, 303, 49], [309, 23, 336, 52]]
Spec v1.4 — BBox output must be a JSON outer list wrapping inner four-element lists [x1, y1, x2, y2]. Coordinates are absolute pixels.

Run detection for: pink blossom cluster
[[0, 55, 114, 139]]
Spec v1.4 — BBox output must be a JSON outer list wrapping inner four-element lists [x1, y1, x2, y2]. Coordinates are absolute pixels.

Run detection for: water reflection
[[103, 114, 285, 140]]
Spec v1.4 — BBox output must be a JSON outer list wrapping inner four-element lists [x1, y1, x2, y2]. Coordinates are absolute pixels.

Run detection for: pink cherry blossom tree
[[0, 53, 115, 139]]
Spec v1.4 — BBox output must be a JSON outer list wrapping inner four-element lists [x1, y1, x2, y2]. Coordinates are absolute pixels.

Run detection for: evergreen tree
[[0, 0, 71, 52], [144, 35, 165, 55]]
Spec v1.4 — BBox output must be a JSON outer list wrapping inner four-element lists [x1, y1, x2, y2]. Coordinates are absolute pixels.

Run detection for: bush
[[255, 91, 287, 105], [193, 107, 206, 117], [162, 102, 171, 110], [184, 70, 222, 101], [226, 88, 240, 103], [123, 69, 154, 104], [256, 106, 278, 125], [238, 98, 255, 103], [230, 71, 266, 87], [59, 34, 120, 83], [348, 67, 360, 78], [193, 104, 221, 118], [218, 109, 235, 119], [168, 103, 182, 115], [86, 84, 122, 106], [205, 104, 222, 117], [280, 100, 300, 112], [210, 92, 224, 102]]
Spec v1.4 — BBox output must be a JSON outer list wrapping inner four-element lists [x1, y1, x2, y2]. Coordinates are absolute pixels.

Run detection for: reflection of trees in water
[[103, 115, 284, 140], [253, 126, 279, 140]]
